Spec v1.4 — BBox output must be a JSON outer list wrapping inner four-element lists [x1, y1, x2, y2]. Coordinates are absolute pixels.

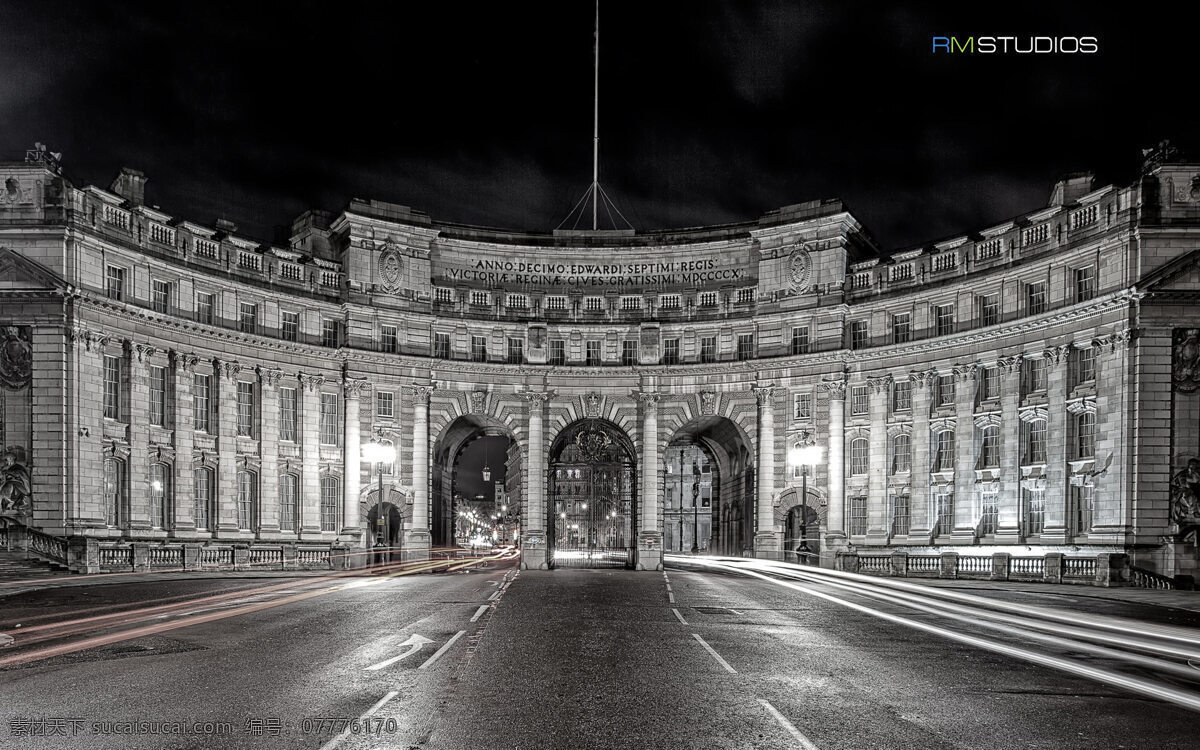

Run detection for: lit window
[[103, 458, 122, 526], [793, 392, 812, 420], [1073, 484, 1094, 534], [149, 463, 168, 529], [1024, 357, 1047, 395], [321, 318, 341, 348], [980, 366, 1000, 401], [376, 391, 394, 419], [937, 374, 955, 406]]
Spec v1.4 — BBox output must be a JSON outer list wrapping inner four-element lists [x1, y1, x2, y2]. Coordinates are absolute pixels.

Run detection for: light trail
[[669, 555, 1200, 714]]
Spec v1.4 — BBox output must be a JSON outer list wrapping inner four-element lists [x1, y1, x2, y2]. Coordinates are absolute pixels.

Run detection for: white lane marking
[[668, 591, 676, 604], [671, 608, 689, 626], [757, 698, 821, 750], [365, 633, 434, 671], [470, 605, 490, 623], [418, 630, 467, 670], [692, 633, 737, 674], [317, 690, 399, 750], [0, 634, 13, 647], [729, 609, 743, 615], [487, 589, 501, 601]]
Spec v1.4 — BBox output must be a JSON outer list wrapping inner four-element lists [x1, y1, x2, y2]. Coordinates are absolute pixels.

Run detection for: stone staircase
[[0, 548, 69, 581]]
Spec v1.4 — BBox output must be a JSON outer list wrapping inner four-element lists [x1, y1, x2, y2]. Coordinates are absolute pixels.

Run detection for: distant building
[[2, 143, 1199, 580]]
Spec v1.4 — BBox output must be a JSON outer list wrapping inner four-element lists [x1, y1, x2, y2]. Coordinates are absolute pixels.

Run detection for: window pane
[[320, 477, 339, 532], [279, 387, 296, 441], [319, 393, 338, 445]]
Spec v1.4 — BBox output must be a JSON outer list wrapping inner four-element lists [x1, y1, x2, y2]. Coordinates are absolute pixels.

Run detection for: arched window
[[103, 458, 122, 527], [979, 425, 1000, 468], [1076, 412, 1096, 458], [891, 435, 911, 474], [933, 430, 955, 472], [320, 476, 340, 532], [193, 467, 214, 531], [279, 474, 299, 532], [149, 463, 169, 530], [237, 471, 257, 531], [849, 438, 869, 475]]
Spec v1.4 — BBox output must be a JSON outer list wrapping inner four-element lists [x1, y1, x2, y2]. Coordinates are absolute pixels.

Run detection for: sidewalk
[[871, 575, 1200, 615]]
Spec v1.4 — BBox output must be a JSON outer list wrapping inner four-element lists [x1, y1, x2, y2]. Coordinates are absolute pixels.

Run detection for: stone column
[[407, 383, 434, 553], [951, 363, 978, 541], [753, 383, 781, 559], [1090, 331, 1132, 539], [866, 375, 892, 543], [907, 370, 935, 542], [520, 389, 551, 570], [258, 367, 282, 535], [297, 372, 324, 537], [996, 355, 1023, 542], [30, 327, 69, 535], [1042, 345, 1070, 543], [820, 378, 847, 564], [635, 390, 663, 570], [70, 329, 110, 530], [173, 353, 199, 531], [216, 360, 242, 536], [342, 377, 368, 540], [127, 343, 157, 533]]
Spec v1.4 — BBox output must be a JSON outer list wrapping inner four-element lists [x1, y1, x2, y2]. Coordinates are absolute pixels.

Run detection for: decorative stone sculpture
[[0, 326, 32, 390], [1173, 329, 1200, 393], [0, 446, 30, 514]]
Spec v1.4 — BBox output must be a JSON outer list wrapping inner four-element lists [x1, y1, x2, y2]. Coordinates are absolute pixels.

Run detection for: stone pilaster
[[342, 376, 368, 540], [820, 378, 846, 564], [297, 372, 324, 537], [907, 370, 935, 542], [215, 359, 241, 535], [31, 327, 69, 535], [996, 355, 1023, 542], [258, 367, 282, 534], [519, 389, 551, 570], [127, 343, 158, 532], [753, 383, 781, 559], [951, 362, 978, 541], [407, 383, 434, 553], [173, 353, 199, 530], [1042, 345, 1071, 543], [866, 375, 891, 543], [634, 390, 663, 569], [1090, 330, 1132, 539]]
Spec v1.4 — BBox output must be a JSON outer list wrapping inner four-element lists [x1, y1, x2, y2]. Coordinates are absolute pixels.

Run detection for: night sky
[[1, 1, 1196, 250]]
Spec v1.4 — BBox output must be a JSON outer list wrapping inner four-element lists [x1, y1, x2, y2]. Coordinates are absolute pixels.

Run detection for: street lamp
[[362, 439, 397, 563], [787, 442, 824, 564]]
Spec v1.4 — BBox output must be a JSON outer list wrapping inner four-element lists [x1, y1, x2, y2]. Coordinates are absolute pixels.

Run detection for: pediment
[[1142, 248, 1200, 295], [0, 245, 65, 291]]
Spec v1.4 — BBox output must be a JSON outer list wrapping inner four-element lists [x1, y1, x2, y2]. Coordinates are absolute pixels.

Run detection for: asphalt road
[[1, 560, 1198, 750]]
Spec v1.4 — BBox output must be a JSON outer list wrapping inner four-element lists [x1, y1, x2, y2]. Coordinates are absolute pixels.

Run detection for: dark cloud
[[1, 1, 1195, 250]]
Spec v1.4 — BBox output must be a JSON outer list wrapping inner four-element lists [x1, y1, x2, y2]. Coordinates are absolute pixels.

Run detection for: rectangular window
[[433, 332, 450, 359], [850, 385, 868, 416], [321, 318, 341, 348], [320, 478, 339, 532], [1026, 420, 1047, 464], [979, 294, 999, 327], [152, 280, 171, 314], [698, 291, 718, 308], [791, 326, 810, 355], [319, 392, 338, 445], [149, 463, 167, 530], [193, 469, 212, 531], [892, 494, 910, 536], [279, 387, 297, 442], [1073, 484, 1094, 534], [793, 392, 812, 420], [1074, 346, 1096, 386], [980, 366, 1000, 401], [621, 340, 638, 365], [238, 302, 257, 334], [700, 336, 716, 364], [934, 304, 955, 336], [937, 374, 956, 406], [659, 294, 681, 311], [470, 291, 490, 307], [193, 374, 211, 432], [892, 435, 911, 473], [1027, 282, 1046, 316], [1025, 487, 1046, 534], [979, 491, 999, 535], [382, 325, 399, 354], [736, 333, 754, 361], [849, 320, 868, 350], [376, 391, 394, 419], [196, 292, 215, 325], [236, 381, 255, 438], [892, 313, 911, 344], [934, 492, 954, 536], [103, 355, 122, 420], [545, 296, 567, 311], [1024, 357, 1047, 395], [237, 472, 255, 531], [586, 340, 602, 366], [471, 335, 487, 362], [979, 426, 1000, 468], [105, 265, 125, 301], [279, 475, 298, 532], [850, 439, 869, 474], [549, 340, 566, 366], [892, 380, 911, 412], [662, 339, 680, 365], [849, 497, 868, 536], [149, 365, 166, 427], [934, 431, 955, 471], [281, 311, 299, 342], [1076, 412, 1096, 458], [1075, 266, 1095, 302], [506, 337, 524, 364]]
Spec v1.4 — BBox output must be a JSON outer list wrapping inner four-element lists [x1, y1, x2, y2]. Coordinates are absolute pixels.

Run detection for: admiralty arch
[[2, 144, 1200, 579]]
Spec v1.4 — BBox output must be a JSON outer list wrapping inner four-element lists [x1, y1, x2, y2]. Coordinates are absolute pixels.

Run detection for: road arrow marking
[[418, 630, 466, 670], [365, 633, 435, 671]]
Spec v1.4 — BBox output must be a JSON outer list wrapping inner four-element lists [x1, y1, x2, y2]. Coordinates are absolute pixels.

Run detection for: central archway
[[431, 415, 522, 554], [663, 416, 755, 557], [547, 418, 638, 569]]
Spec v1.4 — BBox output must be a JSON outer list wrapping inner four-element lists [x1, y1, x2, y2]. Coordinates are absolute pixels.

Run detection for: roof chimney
[[110, 167, 147, 206], [1048, 172, 1094, 207]]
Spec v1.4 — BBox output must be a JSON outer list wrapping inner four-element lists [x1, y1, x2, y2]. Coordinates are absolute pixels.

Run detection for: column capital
[[178, 352, 201, 373], [1099, 327, 1135, 355], [752, 382, 778, 405], [343, 376, 370, 399], [952, 362, 978, 383], [298, 372, 325, 392], [820, 379, 846, 401], [218, 359, 243, 381], [1043, 344, 1071, 368], [133, 343, 159, 364], [631, 390, 660, 407], [910, 369, 937, 387], [406, 383, 435, 403], [257, 366, 284, 389], [997, 355, 1023, 375], [518, 389, 553, 408], [867, 374, 892, 394]]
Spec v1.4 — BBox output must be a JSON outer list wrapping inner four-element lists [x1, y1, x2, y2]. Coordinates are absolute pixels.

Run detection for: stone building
[[2, 143, 1200, 578]]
